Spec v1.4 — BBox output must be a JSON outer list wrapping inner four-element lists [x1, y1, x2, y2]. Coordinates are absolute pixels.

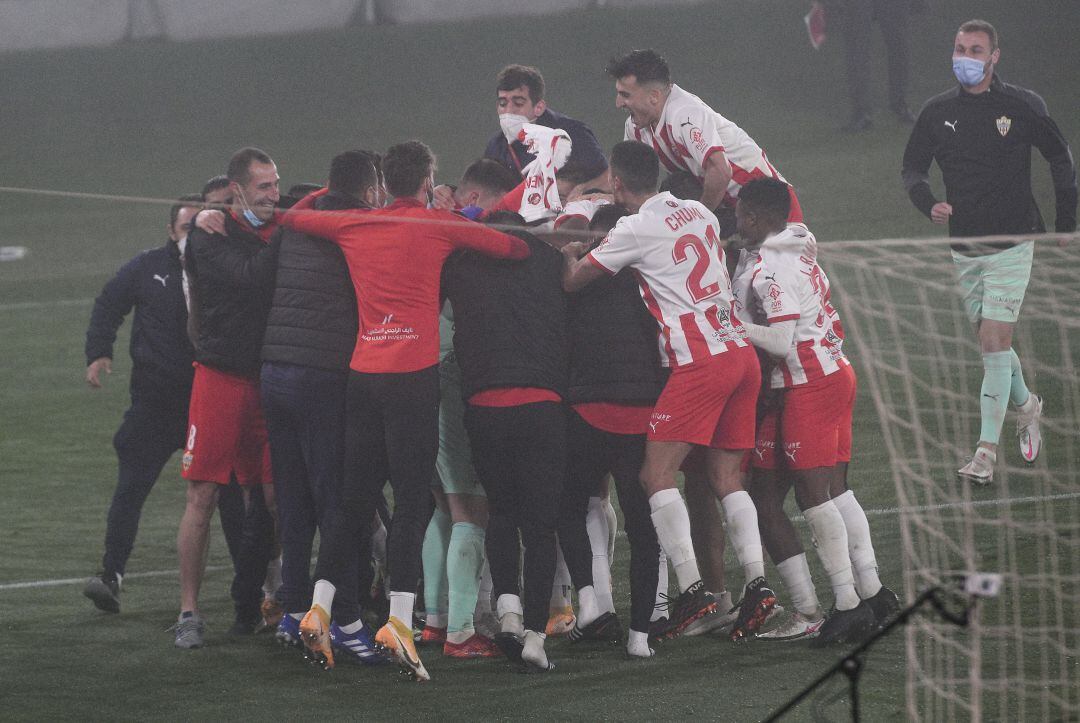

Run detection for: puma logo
[[753, 447, 766, 461], [944, 120, 958, 132], [764, 273, 776, 282], [680, 117, 694, 128], [983, 393, 1000, 401], [649, 421, 659, 433], [153, 274, 169, 287], [784, 449, 797, 462]]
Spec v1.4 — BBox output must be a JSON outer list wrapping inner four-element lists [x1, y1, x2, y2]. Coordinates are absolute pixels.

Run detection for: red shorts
[[181, 363, 272, 485], [648, 346, 760, 449], [752, 364, 856, 471]]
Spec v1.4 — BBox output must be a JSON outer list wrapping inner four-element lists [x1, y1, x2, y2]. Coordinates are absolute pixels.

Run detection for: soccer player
[[485, 64, 609, 196], [259, 151, 383, 663], [280, 141, 529, 682], [560, 204, 666, 657], [607, 49, 802, 236], [177, 147, 282, 648], [902, 19, 1076, 484], [563, 141, 777, 642], [442, 210, 567, 672], [82, 195, 203, 614], [733, 178, 898, 643]]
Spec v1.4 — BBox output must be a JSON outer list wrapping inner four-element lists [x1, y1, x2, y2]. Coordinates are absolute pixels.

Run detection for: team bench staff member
[[901, 18, 1076, 485]]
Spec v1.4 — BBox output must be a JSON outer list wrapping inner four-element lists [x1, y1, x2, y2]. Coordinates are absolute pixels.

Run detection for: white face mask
[[500, 114, 528, 144]]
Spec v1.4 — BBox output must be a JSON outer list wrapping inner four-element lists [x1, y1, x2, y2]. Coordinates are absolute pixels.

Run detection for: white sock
[[803, 501, 860, 611], [603, 496, 618, 564], [649, 488, 701, 593], [497, 593, 524, 636], [425, 613, 447, 629], [262, 555, 282, 599], [720, 490, 765, 583], [577, 585, 601, 628], [586, 497, 616, 614], [311, 579, 336, 614], [776, 553, 821, 617], [626, 629, 655, 658], [389, 590, 416, 626], [550, 541, 573, 609], [651, 552, 670, 622], [832, 490, 883, 598]]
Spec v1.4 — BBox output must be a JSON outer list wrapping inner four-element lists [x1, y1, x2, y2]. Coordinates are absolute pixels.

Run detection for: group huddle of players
[[84, 49, 901, 681]]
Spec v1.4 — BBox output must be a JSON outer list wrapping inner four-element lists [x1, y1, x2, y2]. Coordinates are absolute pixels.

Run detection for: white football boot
[[958, 446, 996, 485], [1016, 394, 1043, 464]]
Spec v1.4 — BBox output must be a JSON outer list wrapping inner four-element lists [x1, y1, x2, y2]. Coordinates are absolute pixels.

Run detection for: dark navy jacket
[[85, 240, 194, 388], [484, 107, 609, 184]]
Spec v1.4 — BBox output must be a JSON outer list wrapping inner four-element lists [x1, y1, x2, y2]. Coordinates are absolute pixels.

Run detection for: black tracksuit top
[[902, 75, 1077, 254]]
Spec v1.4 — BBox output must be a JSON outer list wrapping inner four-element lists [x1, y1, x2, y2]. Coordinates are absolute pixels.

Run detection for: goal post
[[825, 235, 1080, 721]]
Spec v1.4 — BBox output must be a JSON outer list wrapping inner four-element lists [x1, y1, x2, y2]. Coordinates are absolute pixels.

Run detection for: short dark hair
[[460, 158, 520, 196], [610, 141, 660, 194], [227, 147, 274, 186], [606, 49, 671, 85], [170, 193, 204, 230], [201, 175, 230, 200], [588, 204, 631, 233], [737, 178, 792, 221], [958, 19, 998, 50], [328, 150, 379, 198], [382, 141, 435, 199], [659, 171, 704, 202], [483, 210, 527, 228], [287, 183, 323, 198], [497, 64, 545, 103]]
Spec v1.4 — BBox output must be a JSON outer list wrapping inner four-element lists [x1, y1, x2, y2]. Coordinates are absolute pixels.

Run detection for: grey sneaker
[[172, 613, 205, 649]]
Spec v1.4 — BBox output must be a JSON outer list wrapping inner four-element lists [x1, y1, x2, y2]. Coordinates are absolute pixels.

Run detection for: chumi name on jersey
[[663, 204, 706, 232]]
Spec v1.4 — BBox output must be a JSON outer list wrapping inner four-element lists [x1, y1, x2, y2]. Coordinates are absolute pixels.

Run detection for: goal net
[[827, 235, 1080, 721]]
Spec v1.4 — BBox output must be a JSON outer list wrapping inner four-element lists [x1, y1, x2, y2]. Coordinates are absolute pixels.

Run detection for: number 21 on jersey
[[672, 224, 724, 303]]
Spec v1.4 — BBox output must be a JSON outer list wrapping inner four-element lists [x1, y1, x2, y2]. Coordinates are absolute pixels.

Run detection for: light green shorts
[[435, 352, 485, 497], [951, 241, 1033, 324]]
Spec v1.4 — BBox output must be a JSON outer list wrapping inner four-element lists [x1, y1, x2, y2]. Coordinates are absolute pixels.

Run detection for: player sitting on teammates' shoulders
[[732, 178, 899, 645], [608, 49, 801, 238]]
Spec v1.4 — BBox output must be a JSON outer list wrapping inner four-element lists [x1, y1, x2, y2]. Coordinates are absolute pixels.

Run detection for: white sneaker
[[1016, 394, 1043, 464], [758, 610, 825, 641], [958, 447, 996, 485]]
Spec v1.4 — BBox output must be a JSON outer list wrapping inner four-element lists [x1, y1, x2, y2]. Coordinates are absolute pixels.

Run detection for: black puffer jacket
[[261, 191, 361, 371], [185, 213, 279, 378]]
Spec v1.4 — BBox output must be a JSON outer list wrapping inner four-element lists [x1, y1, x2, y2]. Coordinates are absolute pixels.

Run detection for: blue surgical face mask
[[237, 187, 266, 228], [242, 208, 265, 228], [953, 56, 989, 87]]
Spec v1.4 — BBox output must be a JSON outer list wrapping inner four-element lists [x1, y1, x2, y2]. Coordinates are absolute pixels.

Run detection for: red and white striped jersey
[[586, 191, 748, 368], [750, 223, 848, 389], [623, 84, 789, 207]]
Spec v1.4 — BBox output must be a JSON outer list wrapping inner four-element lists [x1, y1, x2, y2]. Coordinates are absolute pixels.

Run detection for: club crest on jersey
[[996, 116, 1011, 137], [182, 451, 193, 472], [527, 192, 542, 205], [666, 200, 679, 208], [689, 127, 708, 152]]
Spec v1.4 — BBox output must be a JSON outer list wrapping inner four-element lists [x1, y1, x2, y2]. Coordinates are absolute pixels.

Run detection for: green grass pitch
[[0, 0, 1076, 719]]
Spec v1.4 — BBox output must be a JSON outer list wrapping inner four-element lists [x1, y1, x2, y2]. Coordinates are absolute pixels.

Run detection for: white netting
[[827, 236, 1080, 721]]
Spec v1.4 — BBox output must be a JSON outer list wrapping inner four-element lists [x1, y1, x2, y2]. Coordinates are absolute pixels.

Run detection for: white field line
[[0, 298, 93, 311], [0, 565, 230, 591], [4, 492, 1079, 591]]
